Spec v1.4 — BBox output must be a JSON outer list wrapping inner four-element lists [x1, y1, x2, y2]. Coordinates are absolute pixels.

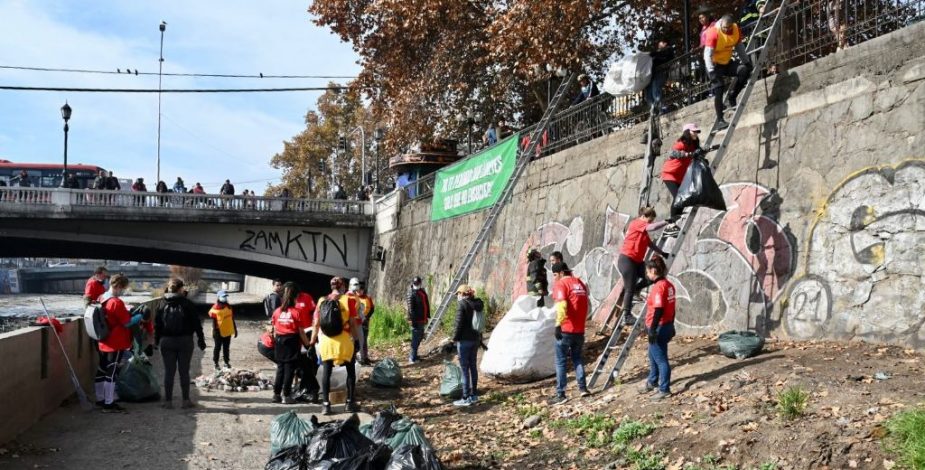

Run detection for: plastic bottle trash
[[370, 358, 403, 388], [386, 444, 444, 470], [718, 331, 765, 359], [439, 361, 463, 399], [270, 411, 314, 456], [480, 295, 558, 382]]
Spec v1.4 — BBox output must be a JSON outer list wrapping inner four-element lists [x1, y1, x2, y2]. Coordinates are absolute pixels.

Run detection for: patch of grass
[[776, 386, 809, 420], [528, 429, 542, 438], [612, 419, 657, 446], [884, 407, 925, 469], [757, 463, 778, 470], [367, 304, 411, 347], [515, 402, 546, 418], [626, 447, 666, 470], [553, 413, 619, 448], [482, 391, 508, 405]]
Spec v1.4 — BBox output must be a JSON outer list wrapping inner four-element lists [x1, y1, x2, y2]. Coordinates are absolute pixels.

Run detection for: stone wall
[[0, 320, 97, 444], [370, 22, 925, 349]]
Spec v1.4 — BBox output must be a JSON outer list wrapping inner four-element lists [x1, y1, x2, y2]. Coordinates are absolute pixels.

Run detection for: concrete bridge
[[0, 187, 376, 290], [16, 265, 244, 293]]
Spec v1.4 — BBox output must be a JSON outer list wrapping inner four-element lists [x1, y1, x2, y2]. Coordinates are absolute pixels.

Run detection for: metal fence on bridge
[[0, 187, 374, 216]]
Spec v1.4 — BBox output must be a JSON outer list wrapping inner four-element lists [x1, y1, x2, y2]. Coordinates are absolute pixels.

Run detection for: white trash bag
[[313, 343, 364, 390], [603, 52, 653, 96], [480, 295, 557, 383]]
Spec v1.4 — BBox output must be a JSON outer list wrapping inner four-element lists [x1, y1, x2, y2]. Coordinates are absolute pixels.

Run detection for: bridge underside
[[0, 237, 335, 299]]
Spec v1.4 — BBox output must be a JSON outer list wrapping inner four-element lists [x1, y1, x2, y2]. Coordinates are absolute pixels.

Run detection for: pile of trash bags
[[370, 358, 402, 388], [480, 295, 557, 382], [266, 407, 443, 470], [116, 352, 160, 402], [195, 368, 273, 392], [718, 330, 765, 359]]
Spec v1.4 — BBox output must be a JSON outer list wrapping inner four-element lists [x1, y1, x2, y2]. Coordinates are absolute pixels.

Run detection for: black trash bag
[[718, 330, 765, 359], [306, 414, 376, 463], [266, 445, 307, 470], [362, 406, 403, 443], [306, 443, 392, 470], [671, 158, 727, 213], [386, 444, 444, 470]]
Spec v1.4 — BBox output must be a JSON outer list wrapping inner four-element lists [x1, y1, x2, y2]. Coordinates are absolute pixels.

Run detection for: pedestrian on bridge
[[154, 278, 206, 409], [96, 274, 143, 413], [548, 263, 591, 405], [173, 177, 186, 193], [638, 255, 676, 400], [617, 207, 671, 326], [209, 290, 237, 370], [405, 276, 429, 365]]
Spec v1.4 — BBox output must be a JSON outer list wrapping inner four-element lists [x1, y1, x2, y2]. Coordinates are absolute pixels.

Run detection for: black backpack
[[319, 296, 344, 337], [160, 300, 188, 335]]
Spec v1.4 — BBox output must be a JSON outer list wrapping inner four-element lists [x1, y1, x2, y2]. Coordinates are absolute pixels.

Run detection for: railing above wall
[[0, 187, 374, 216]]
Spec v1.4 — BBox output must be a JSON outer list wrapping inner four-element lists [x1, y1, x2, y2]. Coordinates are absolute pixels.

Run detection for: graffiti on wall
[[783, 160, 925, 347], [512, 182, 795, 332]]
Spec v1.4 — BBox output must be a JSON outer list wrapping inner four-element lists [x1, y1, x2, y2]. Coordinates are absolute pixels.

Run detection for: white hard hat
[[349, 277, 361, 289]]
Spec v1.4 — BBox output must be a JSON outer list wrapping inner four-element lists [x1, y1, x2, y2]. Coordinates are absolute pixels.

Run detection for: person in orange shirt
[[548, 263, 591, 405], [94, 274, 143, 413], [703, 14, 753, 130], [83, 266, 108, 306], [638, 256, 677, 400]]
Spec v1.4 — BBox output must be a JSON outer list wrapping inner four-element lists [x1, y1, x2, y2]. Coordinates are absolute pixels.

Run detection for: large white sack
[[480, 295, 557, 382], [312, 343, 364, 390], [603, 52, 653, 96]]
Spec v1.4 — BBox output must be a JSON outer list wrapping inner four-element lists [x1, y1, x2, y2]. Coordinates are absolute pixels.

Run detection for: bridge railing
[[0, 187, 373, 216]]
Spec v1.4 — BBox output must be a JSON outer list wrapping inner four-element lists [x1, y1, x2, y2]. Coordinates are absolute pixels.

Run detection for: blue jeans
[[555, 333, 587, 396], [457, 340, 478, 398], [647, 323, 676, 393], [644, 72, 668, 109], [409, 324, 425, 361]]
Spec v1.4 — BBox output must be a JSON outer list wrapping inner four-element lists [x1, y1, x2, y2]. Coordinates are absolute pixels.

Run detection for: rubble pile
[[194, 368, 272, 392]]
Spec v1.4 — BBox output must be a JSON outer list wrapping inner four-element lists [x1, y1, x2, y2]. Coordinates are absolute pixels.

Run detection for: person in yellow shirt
[[209, 290, 237, 370], [310, 277, 361, 415], [348, 278, 376, 365], [703, 14, 753, 130]]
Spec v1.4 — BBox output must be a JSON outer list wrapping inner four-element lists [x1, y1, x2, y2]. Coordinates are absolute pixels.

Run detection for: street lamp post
[[156, 21, 166, 183], [349, 126, 366, 190], [60, 102, 72, 187], [374, 128, 385, 191]]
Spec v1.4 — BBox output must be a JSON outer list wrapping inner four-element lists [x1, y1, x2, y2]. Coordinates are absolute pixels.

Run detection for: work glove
[[143, 344, 155, 357], [554, 326, 563, 341], [647, 329, 658, 344], [197, 337, 207, 351], [693, 148, 707, 159]]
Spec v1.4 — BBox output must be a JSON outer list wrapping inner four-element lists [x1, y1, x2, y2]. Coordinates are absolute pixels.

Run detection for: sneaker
[[638, 383, 656, 394], [161, 401, 174, 410], [181, 399, 197, 409], [623, 313, 637, 326], [406, 359, 418, 366], [214, 363, 221, 371], [101, 403, 126, 413], [224, 363, 231, 370], [547, 394, 568, 406], [651, 391, 671, 401], [453, 397, 472, 407], [579, 389, 592, 398], [282, 396, 296, 405], [712, 120, 730, 132], [723, 95, 737, 109], [345, 401, 360, 413], [322, 403, 332, 415], [663, 223, 680, 237], [271, 394, 282, 404], [468, 395, 480, 405]]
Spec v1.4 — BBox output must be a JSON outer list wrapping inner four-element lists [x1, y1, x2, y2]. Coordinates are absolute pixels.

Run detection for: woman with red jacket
[[617, 207, 670, 326], [95, 274, 143, 413], [639, 255, 677, 400], [270, 283, 311, 404], [661, 123, 707, 235]]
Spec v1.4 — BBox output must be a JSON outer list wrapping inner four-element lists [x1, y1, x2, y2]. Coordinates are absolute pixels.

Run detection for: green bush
[[776, 386, 809, 420], [885, 407, 925, 469], [367, 304, 411, 347]]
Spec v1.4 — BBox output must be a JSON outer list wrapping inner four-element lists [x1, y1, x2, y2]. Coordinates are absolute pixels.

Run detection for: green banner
[[431, 134, 519, 221]]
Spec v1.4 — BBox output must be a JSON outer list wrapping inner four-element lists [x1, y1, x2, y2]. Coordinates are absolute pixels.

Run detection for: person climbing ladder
[[617, 207, 671, 326]]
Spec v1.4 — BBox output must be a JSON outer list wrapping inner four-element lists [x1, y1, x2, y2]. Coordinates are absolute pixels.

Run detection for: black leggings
[[273, 334, 302, 397], [664, 181, 681, 221], [274, 361, 297, 397], [321, 358, 356, 404], [213, 335, 231, 365], [161, 335, 194, 401], [618, 254, 652, 319]]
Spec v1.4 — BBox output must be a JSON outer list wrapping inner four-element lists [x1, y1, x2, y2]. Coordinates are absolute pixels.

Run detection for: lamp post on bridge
[[349, 126, 366, 192], [374, 127, 385, 192], [60, 102, 72, 187]]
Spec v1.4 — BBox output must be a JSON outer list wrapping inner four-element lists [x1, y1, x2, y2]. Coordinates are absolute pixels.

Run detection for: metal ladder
[[423, 73, 577, 343], [587, 1, 789, 391]]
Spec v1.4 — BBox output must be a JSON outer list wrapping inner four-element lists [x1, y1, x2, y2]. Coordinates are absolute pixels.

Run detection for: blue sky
[[0, 0, 359, 193]]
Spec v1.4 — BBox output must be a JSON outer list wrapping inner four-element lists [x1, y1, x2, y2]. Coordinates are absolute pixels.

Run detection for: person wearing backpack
[[154, 278, 206, 409], [310, 277, 361, 415], [405, 276, 429, 365], [209, 290, 237, 370], [270, 283, 311, 404], [451, 285, 484, 407], [263, 279, 284, 318], [95, 274, 143, 413]]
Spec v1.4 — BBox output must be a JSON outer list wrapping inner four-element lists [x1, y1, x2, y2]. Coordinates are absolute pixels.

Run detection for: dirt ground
[[1, 321, 923, 469]]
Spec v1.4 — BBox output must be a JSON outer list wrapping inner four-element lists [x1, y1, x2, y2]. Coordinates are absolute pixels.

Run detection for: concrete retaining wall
[[370, 22, 925, 349], [0, 319, 97, 444]]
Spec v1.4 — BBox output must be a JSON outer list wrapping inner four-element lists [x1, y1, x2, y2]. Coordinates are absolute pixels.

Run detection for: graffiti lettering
[[238, 229, 350, 268]]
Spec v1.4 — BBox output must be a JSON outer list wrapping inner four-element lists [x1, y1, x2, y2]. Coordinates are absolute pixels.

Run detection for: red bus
[[0, 160, 105, 189]]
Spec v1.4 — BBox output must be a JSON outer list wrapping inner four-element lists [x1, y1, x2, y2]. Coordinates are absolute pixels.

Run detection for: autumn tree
[[269, 84, 383, 199], [308, 0, 739, 153]]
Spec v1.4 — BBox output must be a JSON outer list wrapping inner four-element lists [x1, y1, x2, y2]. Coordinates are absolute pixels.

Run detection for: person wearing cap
[[209, 290, 237, 370], [349, 278, 376, 365], [571, 74, 600, 106], [661, 123, 708, 235], [548, 263, 591, 405], [526, 248, 548, 307], [405, 276, 430, 364], [311, 277, 361, 414], [618, 207, 671, 327], [452, 284, 484, 407], [704, 14, 753, 131]]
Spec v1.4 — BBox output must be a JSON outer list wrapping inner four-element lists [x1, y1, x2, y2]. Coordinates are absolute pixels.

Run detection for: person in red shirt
[[661, 123, 708, 230], [94, 274, 143, 413], [703, 14, 753, 130], [639, 256, 677, 400], [618, 207, 671, 326], [83, 266, 108, 305], [548, 263, 591, 405], [270, 283, 311, 404]]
